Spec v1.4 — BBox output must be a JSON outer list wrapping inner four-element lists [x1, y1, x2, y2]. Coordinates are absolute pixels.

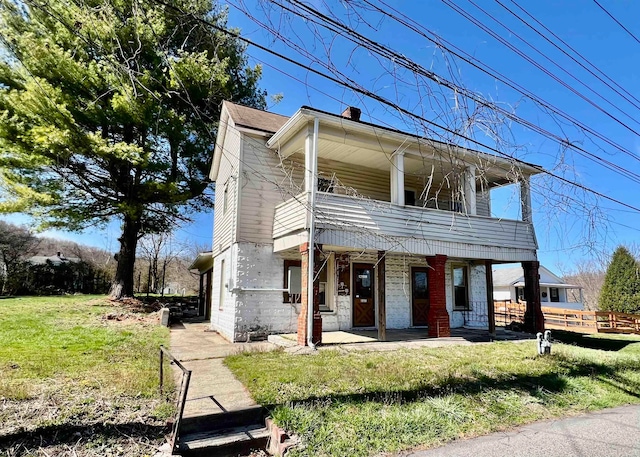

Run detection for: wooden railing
[[493, 300, 640, 335]]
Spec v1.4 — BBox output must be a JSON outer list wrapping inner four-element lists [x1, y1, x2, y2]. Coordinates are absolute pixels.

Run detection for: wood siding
[[273, 192, 537, 260], [212, 124, 241, 256]]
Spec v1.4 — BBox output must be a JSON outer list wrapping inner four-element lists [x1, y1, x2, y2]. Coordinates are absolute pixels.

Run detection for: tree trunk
[[109, 213, 141, 300]]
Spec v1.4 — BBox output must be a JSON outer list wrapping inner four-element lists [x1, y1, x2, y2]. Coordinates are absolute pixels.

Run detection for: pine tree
[[598, 246, 640, 313], [0, 0, 265, 298]]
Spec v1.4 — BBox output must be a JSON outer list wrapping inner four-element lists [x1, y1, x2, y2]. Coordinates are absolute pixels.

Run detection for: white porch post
[[464, 165, 477, 215], [520, 176, 532, 223], [303, 119, 319, 348], [391, 151, 405, 205]]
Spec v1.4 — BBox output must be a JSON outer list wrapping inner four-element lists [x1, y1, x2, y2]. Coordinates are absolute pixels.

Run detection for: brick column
[[522, 260, 544, 334], [426, 254, 451, 337], [297, 243, 322, 346]]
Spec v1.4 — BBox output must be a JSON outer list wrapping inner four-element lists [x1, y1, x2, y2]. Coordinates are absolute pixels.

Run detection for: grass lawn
[[0, 295, 172, 456], [226, 333, 640, 457]]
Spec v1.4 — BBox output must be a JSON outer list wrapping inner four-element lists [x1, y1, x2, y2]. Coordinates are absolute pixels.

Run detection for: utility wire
[[504, 0, 640, 109], [593, 0, 640, 46], [264, 0, 640, 185], [148, 0, 640, 214], [361, 0, 640, 167], [442, 0, 640, 136]]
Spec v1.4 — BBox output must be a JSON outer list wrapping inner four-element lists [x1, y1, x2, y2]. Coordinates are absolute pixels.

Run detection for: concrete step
[[179, 406, 266, 435], [177, 423, 270, 457]]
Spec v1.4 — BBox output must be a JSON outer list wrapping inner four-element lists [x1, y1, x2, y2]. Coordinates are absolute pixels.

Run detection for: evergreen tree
[[0, 0, 265, 298], [598, 246, 640, 313]]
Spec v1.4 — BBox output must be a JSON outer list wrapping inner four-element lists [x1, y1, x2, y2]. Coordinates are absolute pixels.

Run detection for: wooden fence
[[493, 300, 640, 335]]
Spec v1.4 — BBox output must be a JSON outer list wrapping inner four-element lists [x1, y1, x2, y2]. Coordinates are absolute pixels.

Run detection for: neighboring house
[[28, 251, 80, 266], [207, 101, 545, 344], [190, 251, 213, 319], [493, 265, 584, 310]]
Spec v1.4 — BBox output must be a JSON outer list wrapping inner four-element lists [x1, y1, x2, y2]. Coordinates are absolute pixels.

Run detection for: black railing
[[160, 345, 192, 453]]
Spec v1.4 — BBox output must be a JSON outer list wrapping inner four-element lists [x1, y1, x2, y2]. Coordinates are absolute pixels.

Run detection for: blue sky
[[5, 0, 640, 274]]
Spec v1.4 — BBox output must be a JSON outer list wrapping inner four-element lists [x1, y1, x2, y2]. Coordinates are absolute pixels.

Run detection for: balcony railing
[[273, 192, 537, 259]]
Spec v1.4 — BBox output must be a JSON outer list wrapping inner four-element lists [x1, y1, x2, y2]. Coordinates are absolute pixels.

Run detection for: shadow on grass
[[552, 330, 640, 352], [263, 354, 640, 411], [0, 422, 168, 455]]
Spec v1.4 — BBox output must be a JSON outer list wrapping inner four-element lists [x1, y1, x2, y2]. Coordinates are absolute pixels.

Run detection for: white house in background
[[493, 265, 584, 310], [207, 101, 546, 344]]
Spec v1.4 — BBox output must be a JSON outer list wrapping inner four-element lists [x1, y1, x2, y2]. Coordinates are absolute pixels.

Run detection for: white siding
[[212, 125, 241, 256], [238, 136, 302, 244]]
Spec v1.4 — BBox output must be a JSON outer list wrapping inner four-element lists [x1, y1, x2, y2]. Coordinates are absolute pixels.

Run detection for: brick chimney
[[341, 106, 361, 121]]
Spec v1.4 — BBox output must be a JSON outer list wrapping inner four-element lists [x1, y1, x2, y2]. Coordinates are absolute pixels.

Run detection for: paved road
[[406, 405, 640, 457]]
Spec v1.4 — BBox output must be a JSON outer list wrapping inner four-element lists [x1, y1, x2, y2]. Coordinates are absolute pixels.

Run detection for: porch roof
[[265, 105, 543, 181]]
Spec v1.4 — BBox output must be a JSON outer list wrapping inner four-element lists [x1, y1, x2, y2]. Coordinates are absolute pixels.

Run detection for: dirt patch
[[0, 384, 170, 457]]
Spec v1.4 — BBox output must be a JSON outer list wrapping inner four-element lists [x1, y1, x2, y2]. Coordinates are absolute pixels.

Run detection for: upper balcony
[[273, 191, 537, 261], [266, 106, 540, 261]]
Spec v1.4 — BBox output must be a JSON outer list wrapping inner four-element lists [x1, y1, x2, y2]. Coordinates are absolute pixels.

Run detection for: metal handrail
[[160, 345, 192, 454]]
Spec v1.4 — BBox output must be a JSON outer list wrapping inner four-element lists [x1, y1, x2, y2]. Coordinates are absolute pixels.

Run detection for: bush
[[599, 246, 640, 313]]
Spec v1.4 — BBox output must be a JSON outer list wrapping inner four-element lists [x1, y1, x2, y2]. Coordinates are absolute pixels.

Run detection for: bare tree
[[0, 221, 40, 294]]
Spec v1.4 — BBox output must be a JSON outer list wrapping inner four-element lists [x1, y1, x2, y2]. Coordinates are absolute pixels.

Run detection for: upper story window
[[404, 190, 416, 206], [318, 177, 334, 193], [222, 184, 229, 214]]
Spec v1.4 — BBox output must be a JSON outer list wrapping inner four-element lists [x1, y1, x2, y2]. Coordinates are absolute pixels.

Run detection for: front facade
[[493, 265, 584, 310], [209, 101, 544, 343]]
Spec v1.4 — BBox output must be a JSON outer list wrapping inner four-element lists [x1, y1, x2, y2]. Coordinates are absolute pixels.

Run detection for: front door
[[411, 267, 430, 326], [353, 263, 375, 327]]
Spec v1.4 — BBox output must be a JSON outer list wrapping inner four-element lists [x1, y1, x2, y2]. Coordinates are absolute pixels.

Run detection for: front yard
[[0, 295, 172, 456], [226, 333, 640, 457]]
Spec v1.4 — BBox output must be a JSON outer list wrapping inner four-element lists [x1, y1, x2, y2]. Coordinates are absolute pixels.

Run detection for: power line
[[148, 0, 640, 215], [495, 0, 640, 112], [505, 0, 640, 110], [593, 0, 640, 46], [361, 0, 640, 169], [264, 0, 640, 186], [441, 0, 640, 136]]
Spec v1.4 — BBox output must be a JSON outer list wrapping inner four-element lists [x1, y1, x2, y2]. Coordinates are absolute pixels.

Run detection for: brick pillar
[[426, 254, 451, 337], [522, 260, 544, 334], [297, 243, 322, 346]]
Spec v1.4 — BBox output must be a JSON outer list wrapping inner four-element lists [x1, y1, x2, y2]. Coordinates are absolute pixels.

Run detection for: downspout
[[307, 117, 319, 349]]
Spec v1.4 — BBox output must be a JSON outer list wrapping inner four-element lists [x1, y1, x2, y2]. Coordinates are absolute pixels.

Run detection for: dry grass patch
[[0, 295, 173, 456]]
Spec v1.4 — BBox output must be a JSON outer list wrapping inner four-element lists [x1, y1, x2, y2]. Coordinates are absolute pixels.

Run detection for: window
[[222, 184, 229, 214], [317, 256, 333, 312], [219, 259, 225, 310], [516, 286, 525, 303], [550, 287, 560, 302], [283, 260, 302, 303], [318, 177, 334, 193], [404, 189, 416, 206], [453, 265, 469, 310]]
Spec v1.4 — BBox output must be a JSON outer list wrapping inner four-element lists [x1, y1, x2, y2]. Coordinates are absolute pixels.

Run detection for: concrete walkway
[[405, 404, 640, 457], [168, 321, 274, 418]]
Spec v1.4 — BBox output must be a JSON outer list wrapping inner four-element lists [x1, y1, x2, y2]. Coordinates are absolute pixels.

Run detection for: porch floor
[[278, 327, 533, 351]]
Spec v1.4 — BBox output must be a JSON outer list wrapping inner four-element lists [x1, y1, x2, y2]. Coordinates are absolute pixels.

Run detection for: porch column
[[426, 254, 451, 337], [464, 165, 477, 215], [198, 273, 204, 315], [390, 151, 405, 205], [297, 243, 322, 346], [377, 251, 386, 341], [520, 176, 532, 223], [485, 260, 496, 338], [522, 260, 544, 333]]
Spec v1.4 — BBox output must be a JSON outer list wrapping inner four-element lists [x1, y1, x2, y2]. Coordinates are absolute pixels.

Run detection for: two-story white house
[[208, 101, 545, 345]]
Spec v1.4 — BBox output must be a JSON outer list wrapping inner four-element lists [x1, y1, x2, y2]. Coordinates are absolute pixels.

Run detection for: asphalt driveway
[[405, 404, 640, 457]]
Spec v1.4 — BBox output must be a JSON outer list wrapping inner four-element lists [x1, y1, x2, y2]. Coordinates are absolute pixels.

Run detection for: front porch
[[272, 328, 534, 351]]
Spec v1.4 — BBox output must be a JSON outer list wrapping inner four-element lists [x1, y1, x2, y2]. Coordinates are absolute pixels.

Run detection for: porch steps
[[176, 406, 269, 456]]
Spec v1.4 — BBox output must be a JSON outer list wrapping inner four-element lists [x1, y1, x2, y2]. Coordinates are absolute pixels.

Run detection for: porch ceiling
[[277, 133, 518, 188]]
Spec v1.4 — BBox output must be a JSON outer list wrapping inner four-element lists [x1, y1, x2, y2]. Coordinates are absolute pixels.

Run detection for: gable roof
[[223, 101, 288, 134], [492, 265, 580, 288]]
